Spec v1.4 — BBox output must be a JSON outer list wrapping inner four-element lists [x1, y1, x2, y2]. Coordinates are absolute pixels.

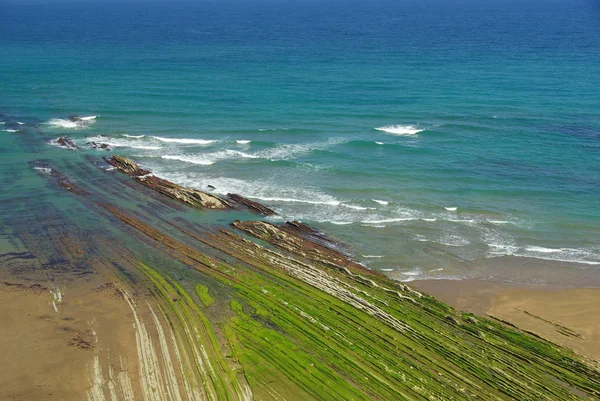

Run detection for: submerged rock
[[56, 137, 79, 149], [87, 141, 111, 150]]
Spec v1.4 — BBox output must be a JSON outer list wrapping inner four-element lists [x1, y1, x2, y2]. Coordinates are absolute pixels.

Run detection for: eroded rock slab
[[105, 155, 278, 214], [226, 193, 276, 216]]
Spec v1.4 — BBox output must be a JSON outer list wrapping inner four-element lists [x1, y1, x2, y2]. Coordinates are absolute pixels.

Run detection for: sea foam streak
[[372, 199, 389, 205], [487, 243, 600, 265], [85, 135, 162, 150], [3, 129, 18, 132], [445, 207, 457, 211], [236, 140, 251, 144], [525, 246, 567, 254], [123, 134, 146, 139], [361, 217, 417, 224], [46, 116, 97, 129], [154, 136, 215, 145], [47, 119, 79, 129], [375, 125, 423, 136], [161, 155, 214, 165]]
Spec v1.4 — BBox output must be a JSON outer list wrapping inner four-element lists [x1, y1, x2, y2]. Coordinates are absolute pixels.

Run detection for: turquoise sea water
[[1, 0, 599, 281]]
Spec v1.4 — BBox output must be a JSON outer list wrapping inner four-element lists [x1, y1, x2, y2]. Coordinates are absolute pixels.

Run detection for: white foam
[[128, 145, 163, 150], [444, 207, 457, 211], [447, 218, 476, 224], [437, 235, 471, 247], [161, 155, 214, 165], [375, 141, 384, 145], [3, 129, 18, 132], [399, 267, 423, 281], [489, 220, 509, 224], [47, 118, 79, 128], [360, 217, 416, 224], [85, 135, 162, 150], [17, 121, 24, 125], [34, 167, 52, 174], [340, 204, 373, 210], [375, 125, 423, 136], [361, 224, 386, 228], [372, 199, 389, 205], [525, 246, 563, 253], [161, 149, 259, 166], [252, 196, 340, 206], [123, 134, 145, 139], [46, 117, 96, 129], [380, 268, 394, 272], [362, 255, 384, 258], [330, 221, 353, 225], [414, 235, 429, 242], [154, 136, 215, 145], [236, 140, 251, 144], [422, 218, 437, 222], [252, 138, 344, 161], [0, 122, 4, 124], [487, 243, 600, 265]]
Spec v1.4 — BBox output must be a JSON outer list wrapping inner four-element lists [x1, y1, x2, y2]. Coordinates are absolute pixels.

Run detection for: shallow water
[[1, 0, 599, 281]]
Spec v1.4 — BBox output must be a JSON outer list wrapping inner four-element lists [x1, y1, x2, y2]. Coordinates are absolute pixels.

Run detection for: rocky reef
[[1, 145, 599, 400], [106, 155, 277, 215]]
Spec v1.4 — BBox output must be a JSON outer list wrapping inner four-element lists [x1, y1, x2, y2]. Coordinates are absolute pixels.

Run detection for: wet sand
[[411, 279, 600, 363], [0, 270, 153, 401]]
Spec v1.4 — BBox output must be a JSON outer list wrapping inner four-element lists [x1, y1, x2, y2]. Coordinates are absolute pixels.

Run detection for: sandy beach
[[411, 279, 600, 363]]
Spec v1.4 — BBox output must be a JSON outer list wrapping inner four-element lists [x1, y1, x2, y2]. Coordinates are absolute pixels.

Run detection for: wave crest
[[375, 125, 423, 136]]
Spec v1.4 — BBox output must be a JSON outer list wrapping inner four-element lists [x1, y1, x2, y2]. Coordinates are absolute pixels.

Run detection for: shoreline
[[389, 254, 600, 288], [1, 149, 599, 399], [410, 278, 600, 363]]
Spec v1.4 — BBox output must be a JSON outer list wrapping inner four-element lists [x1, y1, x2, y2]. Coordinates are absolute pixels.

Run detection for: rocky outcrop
[[135, 175, 231, 210], [105, 155, 231, 210], [105, 155, 150, 176], [56, 137, 79, 149], [226, 193, 276, 216], [105, 155, 281, 214], [87, 141, 111, 150], [231, 220, 371, 275]]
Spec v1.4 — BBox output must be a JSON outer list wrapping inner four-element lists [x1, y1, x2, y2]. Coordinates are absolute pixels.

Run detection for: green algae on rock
[[2, 148, 599, 400]]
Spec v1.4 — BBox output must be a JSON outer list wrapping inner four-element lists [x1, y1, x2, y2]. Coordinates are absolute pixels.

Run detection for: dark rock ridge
[[56, 137, 79, 149], [226, 193, 276, 216], [87, 141, 111, 150], [105, 155, 276, 215], [105, 155, 150, 176]]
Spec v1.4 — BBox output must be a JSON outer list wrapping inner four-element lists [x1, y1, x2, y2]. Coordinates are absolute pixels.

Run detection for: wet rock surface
[[56, 137, 79, 149], [226, 193, 277, 216]]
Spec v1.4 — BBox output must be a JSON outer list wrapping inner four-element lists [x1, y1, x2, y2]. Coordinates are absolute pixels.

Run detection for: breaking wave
[[153, 136, 215, 145], [375, 125, 423, 136]]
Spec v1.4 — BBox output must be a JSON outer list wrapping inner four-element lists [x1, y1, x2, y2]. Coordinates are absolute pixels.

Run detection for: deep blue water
[[1, 0, 599, 281]]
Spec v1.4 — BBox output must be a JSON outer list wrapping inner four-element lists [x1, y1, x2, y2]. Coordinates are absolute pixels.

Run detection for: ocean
[[1, 0, 599, 283]]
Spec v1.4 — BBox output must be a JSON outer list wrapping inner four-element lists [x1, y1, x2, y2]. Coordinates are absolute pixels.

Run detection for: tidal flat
[[0, 127, 599, 400]]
